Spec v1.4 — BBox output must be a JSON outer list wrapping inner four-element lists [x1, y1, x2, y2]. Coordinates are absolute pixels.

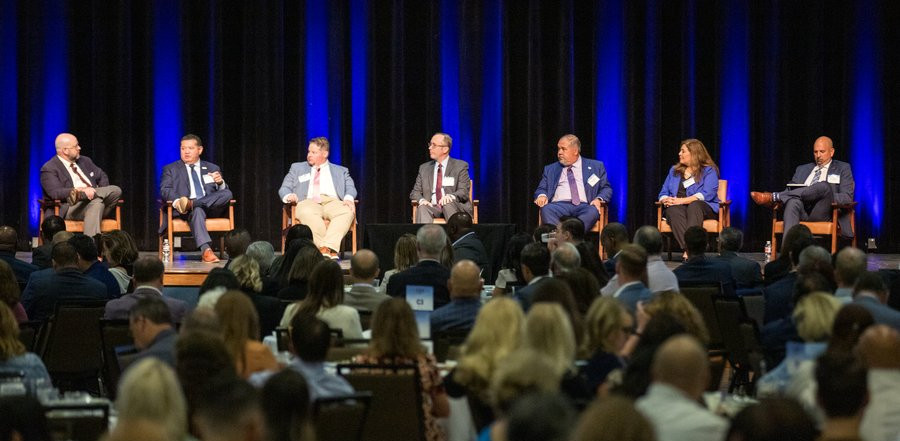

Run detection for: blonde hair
[[794, 292, 842, 342], [581, 297, 627, 357], [231, 255, 263, 293], [455, 297, 525, 397], [643, 291, 710, 344], [489, 349, 561, 413], [115, 358, 187, 441], [214, 291, 261, 374], [524, 303, 575, 376], [0, 304, 25, 360]]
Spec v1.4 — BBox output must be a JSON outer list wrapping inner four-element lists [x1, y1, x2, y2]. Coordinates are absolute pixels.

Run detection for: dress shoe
[[173, 197, 192, 215], [67, 189, 84, 205], [201, 248, 220, 263], [750, 191, 775, 208], [319, 246, 332, 257]]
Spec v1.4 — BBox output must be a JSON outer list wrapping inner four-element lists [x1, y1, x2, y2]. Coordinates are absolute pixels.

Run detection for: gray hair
[[551, 242, 581, 274], [718, 227, 743, 252], [416, 225, 448, 257], [633, 226, 663, 255], [798, 245, 832, 269], [245, 241, 275, 274]]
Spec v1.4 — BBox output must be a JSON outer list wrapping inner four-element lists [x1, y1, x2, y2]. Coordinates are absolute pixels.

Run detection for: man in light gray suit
[[410, 132, 473, 223], [278, 137, 357, 258], [344, 249, 390, 312]]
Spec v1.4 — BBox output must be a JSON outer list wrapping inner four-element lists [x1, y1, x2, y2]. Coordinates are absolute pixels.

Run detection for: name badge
[[827, 174, 840, 184], [683, 177, 695, 188], [298, 173, 311, 183], [442, 176, 455, 186], [587, 174, 600, 187], [202, 174, 215, 184]]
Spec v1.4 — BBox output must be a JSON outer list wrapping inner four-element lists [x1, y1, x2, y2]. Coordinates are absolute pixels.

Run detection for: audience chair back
[[337, 363, 425, 441], [432, 328, 471, 362], [18, 321, 42, 352], [38, 300, 107, 391], [740, 293, 765, 327], [38, 199, 124, 245], [314, 392, 373, 441], [712, 296, 758, 393], [411, 179, 480, 225], [656, 179, 731, 259], [158, 199, 236, 262], [678, 282, 724, 350], [770, 201, 857, 259], [98, 319, 133, 399]]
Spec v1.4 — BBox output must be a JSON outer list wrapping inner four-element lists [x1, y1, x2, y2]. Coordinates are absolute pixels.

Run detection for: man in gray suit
[[344, 249, 390, 312], [410, 132, 474, 223], [278, 137, 357, 259]]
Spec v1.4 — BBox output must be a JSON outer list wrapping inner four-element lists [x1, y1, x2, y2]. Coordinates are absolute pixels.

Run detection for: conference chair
[[769, 201, 857, 259], [411, 179, 480, 224], [38, 198, 124, 244], [656, 179, 731, 259], [536, 200, 608, 258], [38, 299, 107, 392], [281, 200, 358, 254], [314, 392, 373, 441], [158, 199, 236, 262], [336, 363, 425, 441], [98, 319, 133, 399]]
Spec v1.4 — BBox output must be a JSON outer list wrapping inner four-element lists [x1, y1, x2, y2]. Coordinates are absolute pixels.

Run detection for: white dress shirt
[[802, 160, 832, 186], [552, 156, 588, 203], [429, 157, 451, 204], [636, 383, 728, 441], [58, 156, 92, 187], [306, 161, 342, 200]]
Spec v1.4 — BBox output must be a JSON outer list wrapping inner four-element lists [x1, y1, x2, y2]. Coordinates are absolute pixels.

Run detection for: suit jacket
[[658, 165, 720, 212], [715, 251, 762, 289], [763, 257, 792, 285], [103, 286, 191, 323], [788, 159, 855, 237], [31, 244, 53, 269], [0, 251, 39, 285], [344, 284, 391, 312], [385, 260, 452, 308], [515, 276, 551, 311], [673, 255, 737, 298], [854, 296, 900, 331], [160, 160, 227, 202], [614, 281, 654, 313], [85, 261, 122, 299], [409, 157, 473, 213], [132, 328, 178, 368], [452, 232, 490, 277], [534, 157, 612, 202], [21, 267, 110, 322], [762, 272, 799, 324], [40, 155, 110, 218], [278, 161, 357, 201]]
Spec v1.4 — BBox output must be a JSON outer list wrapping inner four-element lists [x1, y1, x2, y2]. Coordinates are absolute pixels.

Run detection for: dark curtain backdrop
[[2, 0, 898, 253]]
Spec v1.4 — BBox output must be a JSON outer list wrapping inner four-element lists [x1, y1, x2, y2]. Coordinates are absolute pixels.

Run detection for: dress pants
[[779, 181, 834, 233], [540, 201, 600, 232], [415, 201, 469, 223], [664, 200, 716, 250], [176, 188, 233, 249], [296, 196, 354, 251], [65, 185, 122, 237]]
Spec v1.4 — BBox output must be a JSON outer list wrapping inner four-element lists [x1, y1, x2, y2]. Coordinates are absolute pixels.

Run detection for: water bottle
[[764, 241, 772, 263], [162, 239, 171, 262]]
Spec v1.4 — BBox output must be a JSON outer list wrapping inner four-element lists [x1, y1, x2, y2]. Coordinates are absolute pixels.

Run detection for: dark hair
[[633, 226, 663, 255], [793, 270, 836, 304], [369, 298, 424, 358], [553, 268, 599, 316], [294, 260, 344, 318], [616, 244, 647, 279], [133, 257, 165, 285], [288, 245, 326, 284], [532, 224, 557, 243], [199, 268, 240, 296], [224, 228, 252, 258], [502, 234, 533, 276], [854, 271, 887, 297], [276, 238, 318, 284], [719, 227, 743, 252], [815, 351, 867, 417], [68, 233, 99, 261], [181, 134, 203, 146], [289, 314, 331, 362], [50, 241, 79, 267], [99, 230, 139, 269], [0, 261, 20, 308], [559, 218, 585, 242], [261, 370, 313, 441], [0, 396, 52, 441], [284, 224, 314, 245], [447, 212, 474, 233], [827, 304, 874, 354], [175, 332, 237, 424], [40, 216, 66, 242], [600, 222, 628, 243], [683, 226, 708, 256], [520, 242, 550, 277], [130, 296, 173, 326], [779, 224, 813, 257], [194, 376, 259, 432], [614, 313, 687, 398], [726, 398, 818, 441], [788, 236, 816, 267], [506, 392, 576, 441], [532, 279, 583, 345]]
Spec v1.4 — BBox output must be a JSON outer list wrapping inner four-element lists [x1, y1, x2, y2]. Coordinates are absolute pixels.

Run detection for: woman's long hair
[[368, 298, 425, 359], [293, 260, 345, 318], [673, 138, 719, 180]]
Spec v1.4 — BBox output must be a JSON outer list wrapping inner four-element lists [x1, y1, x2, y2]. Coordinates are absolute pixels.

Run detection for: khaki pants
[[296, 196, 354, 251], [66, 185, 122, 236]]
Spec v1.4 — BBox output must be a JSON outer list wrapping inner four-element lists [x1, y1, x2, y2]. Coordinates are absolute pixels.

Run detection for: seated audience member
[[550, 242, 581, 275], [725, 398, 818, 441], [70, 233, 120, 298], [602, 225, 679, 296], [524, 303, 591, 408], [492, 233, 532, 296], [223, 227, 252, 269], [505, 392, 576, 441], [447, 212, 490, 276], [531, 279, 584, 346], [578, 297, 631, 396], [0, 261, 27, 323], [99, 230, 139, 294], [857, 325, 900, 441], [252, 315, 354, 401], [194, 376, 265, 441], [672, 226, 736, 297], [444, 297, 524, 431], [386, 225, 452, 307], [532, 223, 557, 244], [129, 296, 178, 367], [276, 244, 323, 301], [715, 227, 762, 289], [636, 335, 728, 441], [215, 291, 279, 378], [827, 304, 875, 354], [174, 331, 237, 436], [571, 395, 656, 441], [852, 271, 900, 330], [555, 218, 609, 286], [280, 260, 362, 338], [0, 304, 52, 385], [608, 244, 653, 313], [764, 224, 813, 284], [0, 395, 53, 441], [762, 234, 817, 323], [231, 255, 282, 337], [268, 224, 313, 277], [555, 267, 600, 316], [21, 241, 108, 322], [796, 245, 837, 292], [614, 313, 688, 399], [431, 260, 483, 334], [0, 226, 38, 285], [514, 242, 552, 310], [344, 249, 390, 312], [260, 369, 315, 441], [244, 241, 276, 278], [381, 233, 417, 290], [640, 291, 710, 346], [31, 215, 66, 269], [179, 306, 222, 337], [600, 222, 629, 275], [834, 247, 867, 302], [271, 238, 318, 291], [353, 298, 450, 440], [104, 257, 190, 323], [114, 358, 188, 441], [197, 267, 241, 309], [815, 351, 868, 441]]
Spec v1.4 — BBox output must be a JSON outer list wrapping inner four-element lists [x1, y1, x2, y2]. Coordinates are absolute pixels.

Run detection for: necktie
[[435, 163, 444, 205], [70, 163, 92, 187], [812, 166, 823, 184], [567, 166, 581, 205], [312, 167, 321, 203], [190, 164, 205, 199]]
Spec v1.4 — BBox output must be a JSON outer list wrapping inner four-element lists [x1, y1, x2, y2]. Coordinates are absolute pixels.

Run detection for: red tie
[[435, 163, 443, 205], [70, 163, 92, 187], [312, 167, 321, 203]]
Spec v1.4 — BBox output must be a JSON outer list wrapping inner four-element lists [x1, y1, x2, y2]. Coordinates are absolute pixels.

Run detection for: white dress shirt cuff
[[694, 192, 705, 201], [343, 195, 354, 202]]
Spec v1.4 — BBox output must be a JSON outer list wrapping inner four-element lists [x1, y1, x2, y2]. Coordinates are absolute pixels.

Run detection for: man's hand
[[534, 195, 548, 207], [343, 199, 356, 214], [82, 187, 97, 200], [439, 194, 454, 206], [418, 199, 433, 207], [210, 171, 224, 185], [284, 193, 298, 204], [591, 198, 604, 211]]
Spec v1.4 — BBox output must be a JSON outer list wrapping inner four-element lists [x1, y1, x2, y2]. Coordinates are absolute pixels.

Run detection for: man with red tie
[[410, 132, 474, 223], [40, 133, 122, 237]]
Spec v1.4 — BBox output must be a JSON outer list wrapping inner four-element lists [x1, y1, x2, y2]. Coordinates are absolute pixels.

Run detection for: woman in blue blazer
[[658, 139, 720, 258]]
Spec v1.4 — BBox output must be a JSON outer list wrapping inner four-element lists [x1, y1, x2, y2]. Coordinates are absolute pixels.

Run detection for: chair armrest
[[719, 200, 732, 206], [38, 199, 62, 208], [832, 202, 857, 209], [411, 200, 419, 207]]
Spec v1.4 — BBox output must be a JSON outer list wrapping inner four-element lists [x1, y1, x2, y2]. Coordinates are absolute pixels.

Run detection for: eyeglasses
[[426, 143, 448, 150], [62, 144, 81, 151]]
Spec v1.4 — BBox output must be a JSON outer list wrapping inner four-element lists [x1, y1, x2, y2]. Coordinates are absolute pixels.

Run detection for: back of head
[[571, 395, 655, 441], [194, 376, 262, 441], [370, 297, 422, 358], [416, 224, 447, 258], [245, 241, 275, 274], [853, 271, 887, 299], [489, 349, 562, 414], [616, 244, 648, 280], [793, 292, 842, 342], [174, 331, 236, 416], [726, 398, 818, 441], [230, 255, 263, 294], [179, 307, 223, 337], [50, 240, 79, 268], [600, 223, 628, 250], [502, 233, 533, 273], [350, 249, 380, 280], [633, 226, 663, 255], [40, 215, 66, 242], [794, 269, 837, 301], [781, 224, 813, 259], [284, 224, 313, 244], [51, 230, 74, 245], [815, 351, 868, 418], [533, 224, 557, 243], [0, 226, 17, 251], [261, 369, 313, 441], [554, 267, 600, 315], [718, 227, 743, 252], [834, 247, 867, 287], [214, 291, 260, 367], [683, 226, 708, 257], [288, 245, 325, 283], [0, 261, 20, 308], [300, 259, 344, 316], [559, 218, 585, 242], [447, 212, 474, 235], [115, 358, 187, 441], [524, 303, 575, 376], [450, 259, 482, 299], [289, 313, 331, 362], [788, 235, 817, 268], [456, 297, 524, 393], [520, 242, 550, 277], [132, 257, 164, 286], [69, 233, 99, 261], [650, 334, 709, 400], [130, 295, 173, 326], [827, 304, 874, 353], [199, 268, 240, 297], [506, 392, 575, 441], [642, 291, 710, 345], [551, 242, 581, 273], [531, 279, 581, 340], [276, 238, 318, 283], [100, 230, 139, 268], [581, 296, 627, 355], [798, 245, 833, 273], [224, 228, 252, 257]]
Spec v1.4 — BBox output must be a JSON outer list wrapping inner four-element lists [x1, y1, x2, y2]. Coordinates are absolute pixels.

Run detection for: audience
[[276, 245, 323, 300], [852, 271, 900, 330], [0, 226, 38, 286], [514, 242, 551, 310], [524, 303, 590, 408], [447, 212, 490, 277], [431, 259, 483, 334], [386, 225, 452, 308], [640, 291, 710, 346], [197, 267, 241, 309], [600, 222, 629, 275], [99, 230, 139, 294], [114, 357, 187, 441], [725, 397, 818, 441], [345, 249, 390, 311], [715, 227, 762, 289], [0, 395, 53, 441], [231, 255, 283, 336], [0, 261, 27, 322], [834, 247, 867, 302], [245, 240, 276, 278], [269, 224, 313, 277], [672, 226, 736, 297], [129, 296, 178, 367], [224, 227, 252, 269], [105, 257, 190, 322], [857, 325, 900, 441], [70, 233, 121, 298], [215, 291, 279, 378], [550, 242, 582, 275], [579, 297, 631, 395], [761, 232, 816, 324], [179, 306, 222, 336], [764, 224, 812, 284], [31, 215, 66, 269], [174, 331, 236, 436], [815, 351, 868, 441], [21, 241, 108, 321], [260, 369, 316, 441], [272, 238, 317, 290], [531, 278, 584, 346], [556, 218, 609, 287], [505, 392, 576, 441], [381, 233, 418, 289], [554, 267, 600, 316], [492, 233, 532, 296], [602, 225, 679, 296], [194, 375, 265, 441], [280, 260, 363, 339], [0, 304, 51, 386], [614, 313, 688, 399], [571, 395, 656, 441], [608, 244, 653, 313]]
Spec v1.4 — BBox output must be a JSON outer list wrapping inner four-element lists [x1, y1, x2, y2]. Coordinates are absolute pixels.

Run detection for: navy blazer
[[21, 267, 110, 322], [762, 272, 799, 324], [452, 232, 490, 279], [385, 260, 452, 308], [0, 251, 39, 285], [515, 276, 551, 311], [658, 165, 720, 212], [534, 157, 612, 202], [278, 161, 357, 202], [160, 160, 227, 202], [715, 251, 762, 289], [39, 155, 110, 218], [672, 256, 737, 298], [787, 159, 855, 237]]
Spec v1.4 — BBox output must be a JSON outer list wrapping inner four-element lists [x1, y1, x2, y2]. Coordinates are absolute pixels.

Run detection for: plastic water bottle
[[764, 241, 772, 263], [162, 239, 171, 262]]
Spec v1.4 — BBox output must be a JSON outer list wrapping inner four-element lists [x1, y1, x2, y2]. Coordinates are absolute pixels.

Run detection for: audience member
[[834, 247, 867, 302], [231, 255, 282, 337], [174, 331, 236, 436], [224, 228, 252, 269], [531, 279, 584, 346], [194, 376, 265, 441], [345, 249, 390, 311], [0, 395, 52, 441], [571, 395, 656, 441], [269, 224, 314, 277], [579, 297, 630, 395], [0, 226, 38, 285], [641, 291, 710, 346], [272, 238, 318, 289], [245, 241, 276, 277], [852, 271, 900, 330], [815, 351, 868, 441], [276, 245, 323, 301], [493, 233, 532, 296], [280, 260, 362, 338], [0, 261, 27, 322], [381, 233, 417, 290], [178, 307, 222, 337], [197, 267, 241, 308], [556, 218, 609, 287], [725, 398, 818, 441], [715, 227, 762, 289], [431, 260, 483, 334], [554, 267, 600, 316], [31, 215, 66, 269], [482, 349, 562, 441], [69, 233, 120, 298], [762, 233, 816, 323], [524, 303, 590, 408], [386, 225, 452, 307], [764, 224, 812, 284], [21, 241, 108, 321], [0, 304, 51, 385], [550, 242, 581, 274], [796, 245, 837, 293], [857, 325, 900, 441], [614, 313, 688, 399], [215, 291, 278, 378], [105, 257, 190, 322], [447, 212, 490, 277], [609, 244, 653, 313], [129, 296, 177, 367], [505, 392, 576, 441], [514, 242, 551, 310], [532, 223, 557, 244], [600, 222, 629, 275], [260, 369, 316, 441], [99, 230, 139, 294], [672, 226, 736, 297], [602, 225, 679, 296], [826, 304, 874, 354], [115, 358, 187, 441]]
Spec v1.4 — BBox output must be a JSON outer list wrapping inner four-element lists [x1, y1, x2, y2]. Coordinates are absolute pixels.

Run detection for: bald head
[[449, 259, 482, 299], [651, 334, 709, 399], [350, 249, 380, 282], [0, 226, 16, 252], [813, 136, 835, 166], [55, 132, 76, 150]]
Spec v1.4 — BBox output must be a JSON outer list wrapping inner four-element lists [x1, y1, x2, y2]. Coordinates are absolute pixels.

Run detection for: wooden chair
[[536, 200, 608, 258], [158, 199, 236, 262], [281, 201, 358, 253], [770, 202, 857, 259], [656, 179, 731, 259], [38, 199, 124, 244], [411, 179, 480, 224]]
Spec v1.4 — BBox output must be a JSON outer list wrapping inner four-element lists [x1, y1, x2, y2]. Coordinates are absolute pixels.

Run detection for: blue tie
[[812, 166, 823, 184], [190, 164, 205, 199]]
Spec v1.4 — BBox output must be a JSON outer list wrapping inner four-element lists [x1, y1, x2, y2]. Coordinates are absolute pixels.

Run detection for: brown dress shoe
[[173, 197, 194, 215], [319, 246, 331, 257], [201, 248, 221, 263], [750, 191, 775, 208]]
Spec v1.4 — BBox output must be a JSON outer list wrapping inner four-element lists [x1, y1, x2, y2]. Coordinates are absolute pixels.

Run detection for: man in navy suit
[[752, 136, 855, 237], [673, 226, 736, 297], [386, 225, 452, 308], [159, 134, 233, 263], [20, 241, 109, 322], [447, 212, 489, 278], [534, 134, 612, 232], [0, 226, 38, 285], [514, 242, 551, 311], [714, 227, 762, 289], [39, 133, 122, 237], [853, 272, 900, 331], [278, 137, 357, 259]]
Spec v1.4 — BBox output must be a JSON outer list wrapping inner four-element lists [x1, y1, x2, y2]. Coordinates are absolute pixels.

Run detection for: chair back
[[98, 319, 133, 399], [740, 294, 765, 327], [717, 179, 728, 202], [337, 363, 425, 441], [314, 392, 373, 441], [18, 321, 42, 352], [39, 300, 107, 381], [679, 282, 724, 349], [432, 328, 471, 362]]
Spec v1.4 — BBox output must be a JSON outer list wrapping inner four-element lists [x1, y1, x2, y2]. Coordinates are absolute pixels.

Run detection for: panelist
[[533, 134, 612, 231], [410, 132, 473, 223], [278, 137, 357, 259], [40, 133, 122, 237], [159, 134, 233, 263], [658, 139, 720, 256], [751, 136, 854, 237]]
